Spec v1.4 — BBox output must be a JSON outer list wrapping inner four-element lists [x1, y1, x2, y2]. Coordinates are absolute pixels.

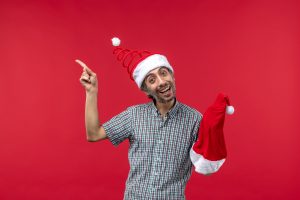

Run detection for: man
[[76, 38, 231, 199]]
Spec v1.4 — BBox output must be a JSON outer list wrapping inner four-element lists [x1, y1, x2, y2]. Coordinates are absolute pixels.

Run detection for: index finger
[[75, 59, 95, 76], [75, 59, 88, 69]]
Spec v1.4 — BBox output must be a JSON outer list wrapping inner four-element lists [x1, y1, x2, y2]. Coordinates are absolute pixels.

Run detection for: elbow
[[86, 136, 99, 142], [86, 127, 106, 142], [86, 131, 100, 142]]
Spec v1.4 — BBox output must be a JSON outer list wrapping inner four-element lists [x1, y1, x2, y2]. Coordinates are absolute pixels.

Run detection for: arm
[[76, 59, 107, 142]]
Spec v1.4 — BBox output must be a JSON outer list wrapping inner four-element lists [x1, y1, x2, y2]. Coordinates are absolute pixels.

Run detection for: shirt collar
[[149, 99, 180, 118]]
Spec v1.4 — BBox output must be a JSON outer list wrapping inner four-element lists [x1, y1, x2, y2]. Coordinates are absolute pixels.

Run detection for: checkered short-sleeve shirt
[[103, 100, 202, 200]]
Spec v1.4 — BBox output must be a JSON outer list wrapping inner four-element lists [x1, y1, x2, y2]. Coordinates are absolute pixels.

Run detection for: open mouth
[[158, 86, 171, 94]]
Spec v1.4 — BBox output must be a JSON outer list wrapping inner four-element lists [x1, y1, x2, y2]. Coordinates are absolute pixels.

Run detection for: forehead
[[146, 66, 168, 76]]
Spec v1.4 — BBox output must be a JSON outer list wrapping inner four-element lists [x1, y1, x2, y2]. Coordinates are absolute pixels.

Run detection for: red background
[[0, 0, 299, 199]]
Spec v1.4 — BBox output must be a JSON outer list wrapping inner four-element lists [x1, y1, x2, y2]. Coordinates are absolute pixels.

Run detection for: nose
[[157, 75, 166, 86]]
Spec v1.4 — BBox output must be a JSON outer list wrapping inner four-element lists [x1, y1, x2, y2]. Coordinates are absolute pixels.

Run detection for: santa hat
[[190, 93, 234, 175], [111, 37, 174, 88]]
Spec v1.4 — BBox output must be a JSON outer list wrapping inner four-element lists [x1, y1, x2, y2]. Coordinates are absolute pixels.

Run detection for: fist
[[76, 59, 98, 93]]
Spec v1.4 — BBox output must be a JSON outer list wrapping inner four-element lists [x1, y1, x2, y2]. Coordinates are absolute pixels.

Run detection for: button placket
[[153, 117, 164, 185]]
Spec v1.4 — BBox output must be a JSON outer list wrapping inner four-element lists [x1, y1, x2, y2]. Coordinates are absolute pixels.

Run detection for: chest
[[129, 113, 196, 159]]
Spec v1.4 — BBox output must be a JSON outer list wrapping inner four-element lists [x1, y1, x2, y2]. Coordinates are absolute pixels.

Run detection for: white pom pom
[[226, 106, 234, 115], [111, 37, 121, 46]]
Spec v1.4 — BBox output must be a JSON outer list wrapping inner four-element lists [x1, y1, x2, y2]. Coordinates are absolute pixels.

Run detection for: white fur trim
[[111, 37, 121, 46], [133, 54, 173, 88], [190, 145, 226, 175]]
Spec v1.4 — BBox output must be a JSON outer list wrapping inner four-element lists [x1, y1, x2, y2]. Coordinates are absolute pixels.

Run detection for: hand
[[76, 59, 98, 93]]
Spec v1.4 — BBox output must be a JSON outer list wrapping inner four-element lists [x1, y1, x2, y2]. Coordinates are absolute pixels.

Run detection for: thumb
[[84, 65, 95, 76]]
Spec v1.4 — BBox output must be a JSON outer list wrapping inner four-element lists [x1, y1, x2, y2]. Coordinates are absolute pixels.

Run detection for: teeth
[[160, 86, 170, 93]]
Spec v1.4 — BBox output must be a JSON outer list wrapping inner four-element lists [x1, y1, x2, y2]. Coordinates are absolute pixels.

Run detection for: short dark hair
[[141, 80, 155, 101]]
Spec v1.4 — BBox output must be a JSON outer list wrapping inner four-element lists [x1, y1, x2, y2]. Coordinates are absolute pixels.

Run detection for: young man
[[78, 61, 201, 200], [76, 38, 231, 199]]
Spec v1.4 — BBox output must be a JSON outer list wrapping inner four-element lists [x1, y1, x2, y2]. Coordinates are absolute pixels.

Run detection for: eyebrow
[[159, 67, 168, 72], [145, 73, 155, 81], [145, 67, 167, 81]]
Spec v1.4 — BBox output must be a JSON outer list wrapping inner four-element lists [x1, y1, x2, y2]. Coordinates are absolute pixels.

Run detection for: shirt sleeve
[[192, 112, 202, 143], [103, 108, 133, 146]]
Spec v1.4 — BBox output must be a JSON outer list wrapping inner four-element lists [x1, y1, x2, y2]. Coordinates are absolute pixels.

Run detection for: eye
[[148, 76, 156, 84], [161, 69, 168, 76]]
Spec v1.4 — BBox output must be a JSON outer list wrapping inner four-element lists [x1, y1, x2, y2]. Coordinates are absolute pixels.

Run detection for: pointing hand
[[76, 59, 98, 93]]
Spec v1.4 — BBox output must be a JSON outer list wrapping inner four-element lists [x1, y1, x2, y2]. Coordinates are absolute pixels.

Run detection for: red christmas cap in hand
[[190, 93, 234, 174]]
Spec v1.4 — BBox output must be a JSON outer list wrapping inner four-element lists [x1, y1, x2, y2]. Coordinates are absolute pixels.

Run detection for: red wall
[[0, 0, 299, 199]]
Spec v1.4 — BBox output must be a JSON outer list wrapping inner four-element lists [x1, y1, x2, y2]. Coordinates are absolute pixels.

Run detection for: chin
[[159, 96, 176, 104]]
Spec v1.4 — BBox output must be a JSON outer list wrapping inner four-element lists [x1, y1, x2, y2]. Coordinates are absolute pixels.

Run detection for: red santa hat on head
[[190, 93, 234, 175], [111, 37, 174, 88]]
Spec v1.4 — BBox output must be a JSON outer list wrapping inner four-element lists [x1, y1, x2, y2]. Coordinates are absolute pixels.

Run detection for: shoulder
[[123, 103, 153, 121], [177, 102, 203, 121], [126, 102, 152, 112]]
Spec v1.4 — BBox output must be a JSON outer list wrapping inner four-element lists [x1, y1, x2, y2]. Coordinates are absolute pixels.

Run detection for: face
[[143, 67, 176, 104]]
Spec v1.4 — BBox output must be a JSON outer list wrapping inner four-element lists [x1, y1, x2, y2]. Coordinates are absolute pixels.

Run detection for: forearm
[[85, 91, 101, 140], [77, 59, 105, 141]]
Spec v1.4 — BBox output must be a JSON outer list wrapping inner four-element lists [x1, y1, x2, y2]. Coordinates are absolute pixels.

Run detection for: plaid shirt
[[103, 100, 202, 200]]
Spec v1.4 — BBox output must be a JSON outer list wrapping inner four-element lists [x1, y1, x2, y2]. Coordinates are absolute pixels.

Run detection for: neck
[[155, 98, 176, 117]]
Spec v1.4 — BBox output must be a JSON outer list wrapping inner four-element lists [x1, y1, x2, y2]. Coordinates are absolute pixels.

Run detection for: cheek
[[168, 78, 175, 86], [146, 85, 158, 93]]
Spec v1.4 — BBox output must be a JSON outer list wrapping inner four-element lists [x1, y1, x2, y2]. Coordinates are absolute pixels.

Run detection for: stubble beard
[[147, 81, 176, 104]]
